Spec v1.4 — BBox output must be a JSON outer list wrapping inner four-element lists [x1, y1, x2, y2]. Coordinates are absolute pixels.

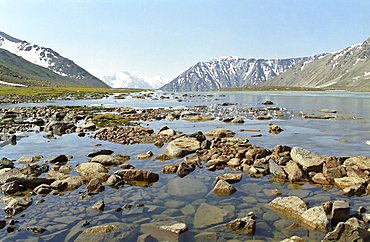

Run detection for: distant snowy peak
[[161, 53, 328, 91], [104, 71, 171, 89], [0, 31, 109, 88]]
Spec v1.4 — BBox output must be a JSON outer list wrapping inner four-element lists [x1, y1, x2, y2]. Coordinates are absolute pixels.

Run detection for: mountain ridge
[[0, 31, 110, 88], [161, 54, 327, 91], [262, 38, 370, 89]]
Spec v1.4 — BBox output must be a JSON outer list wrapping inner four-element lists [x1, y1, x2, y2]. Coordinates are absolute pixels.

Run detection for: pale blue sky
[[1, 0, 369, 79]]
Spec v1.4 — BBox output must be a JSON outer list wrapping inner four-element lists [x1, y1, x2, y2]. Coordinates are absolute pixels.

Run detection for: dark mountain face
[[161, 54, 327, 91], [0, 31, 110, 88]]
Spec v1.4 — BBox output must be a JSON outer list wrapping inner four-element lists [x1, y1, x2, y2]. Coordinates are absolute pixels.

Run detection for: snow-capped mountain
[[161, 54, 327, 91], [0, 31, 109, 88], [104, 71, 171, 89], [263, 37, 370, 89]]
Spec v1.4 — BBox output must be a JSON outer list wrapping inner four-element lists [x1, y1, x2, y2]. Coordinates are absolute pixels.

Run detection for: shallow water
[[1, 90, 370, 241]]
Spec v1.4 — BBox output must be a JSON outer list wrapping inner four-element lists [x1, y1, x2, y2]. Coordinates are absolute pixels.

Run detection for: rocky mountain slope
[[0, 31, 109, 88], [263, 38, 370, 90], [161, 54, 327, 91], [104, 71, 171, 89], [0, 49, 91, 87]]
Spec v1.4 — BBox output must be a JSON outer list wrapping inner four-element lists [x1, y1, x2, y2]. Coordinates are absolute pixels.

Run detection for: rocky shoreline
[[0, 93, 369, 241]]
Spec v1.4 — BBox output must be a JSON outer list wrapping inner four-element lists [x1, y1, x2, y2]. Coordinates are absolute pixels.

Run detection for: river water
[[0, 90, 370, 241]]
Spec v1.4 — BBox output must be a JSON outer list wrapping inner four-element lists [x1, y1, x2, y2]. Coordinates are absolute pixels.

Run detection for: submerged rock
[[212, 179, 237, 197]]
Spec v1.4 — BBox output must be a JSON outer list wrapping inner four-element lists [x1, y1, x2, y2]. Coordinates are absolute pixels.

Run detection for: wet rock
[[254, 115, 272, 120], [44, 155, 69, 164], [269, 158, 287, 178], [212, 179, 237, 197], [322, 217, 370, 242], [0, 220, 5, 229], [300, 206, 329, 231], [224, 214, 256, 235], [284, 160, 304, 182], [161, 164, 178, 174], [26, 226, 47, 234], [58, 176, 86, 190], [194, 232, 218, 242], [269, 123, 284, 134], [86, 149, 114, 157], [87, 178, 105, 193], [75, 162, 110, 182], [1, 181, 20, 195], [78, 121, 96, 130], [312, 172, 331, 184], [76, 222, 137, 241], [343, 156, 370, 170], [227, 157, 242, 167], [334, 177, 366, 189], [177, 162, 195, 178], [114, 169, 159, 183], [17, 155, 41, 164], [269, 196, 308, 221], [331, 200, 350, 226], [59, 165, 72, 174], [92, 200, 105, 211], [33, 184, 53, 195], [159, 222, 188, 234], [140, 220, 186, 241], [215, 173, 243, 184], [339, 184, 366, 197], [290, 147, 324, 172], [279, 236, 305, 242], [106, 174, 124, 187], [136, 151, 154, 160], [0, 157, 14, 169], [137, 234, 156, 242], [182, 115, 215, 122], [119, 164, 135, 169], [167, 177, 207, 197], [193, 203, 233, 228], [204, 128, 235, 138], [152, 154, 172, 161], [165, 137, 201, 158], [90, 154, 130, 166], [2, 197, 33, 216]]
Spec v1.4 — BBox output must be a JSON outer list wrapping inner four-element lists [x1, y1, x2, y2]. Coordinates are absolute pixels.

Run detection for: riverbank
[[1, 91, 370, 241]]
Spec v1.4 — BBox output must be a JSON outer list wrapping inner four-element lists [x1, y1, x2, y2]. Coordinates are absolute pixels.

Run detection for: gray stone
[[165, 137, 201, 158], [269, 196, 308, 221], [290, 147, 324, 172]]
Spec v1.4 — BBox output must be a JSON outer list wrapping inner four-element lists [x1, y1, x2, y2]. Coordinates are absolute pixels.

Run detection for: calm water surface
[[0, 91, 370, 241]]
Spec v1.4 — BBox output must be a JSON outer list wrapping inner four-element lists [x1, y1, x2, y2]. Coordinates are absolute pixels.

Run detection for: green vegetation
[[93, 113, 131, 127]]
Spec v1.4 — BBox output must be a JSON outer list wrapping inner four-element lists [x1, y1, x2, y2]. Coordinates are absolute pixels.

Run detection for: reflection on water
[[1, 91, 370, 241]]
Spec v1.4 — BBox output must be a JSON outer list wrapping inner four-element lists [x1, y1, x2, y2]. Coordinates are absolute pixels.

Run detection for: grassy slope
[[0, 49, 88, 87]]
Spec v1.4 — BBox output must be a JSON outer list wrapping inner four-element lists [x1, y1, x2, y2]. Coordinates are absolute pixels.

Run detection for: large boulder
[[204, 128, 235, 138], [269, 196, 308, 221], [322, 217, 370, 242], [2, 197, 33, 216], [300, 206, 329, 231], [212, 179, 237, 197], [90, 154, 130, 166], [165, 137, 201, 158], [343, 156, 370, 170], [290, 147, 324, 172], [75, 162, 110, 182]]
